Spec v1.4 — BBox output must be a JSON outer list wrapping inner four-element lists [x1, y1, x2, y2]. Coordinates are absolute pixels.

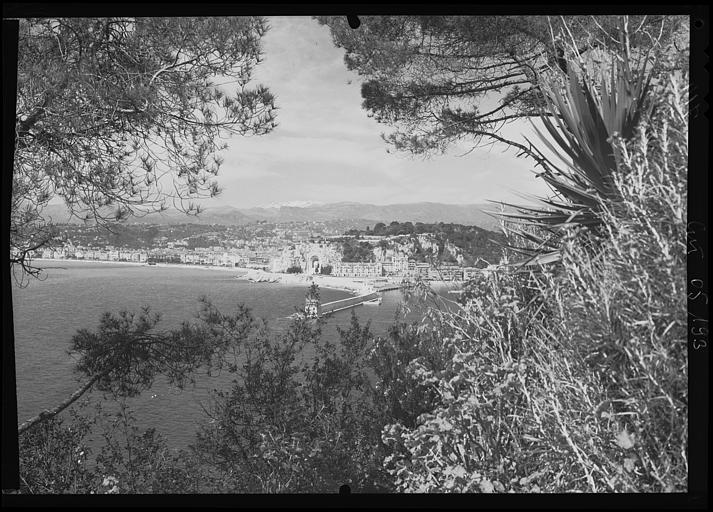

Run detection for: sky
[[200, 16, 551, 209]]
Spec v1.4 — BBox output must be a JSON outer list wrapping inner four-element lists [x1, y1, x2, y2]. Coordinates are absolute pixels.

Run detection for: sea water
[[11, 261, 411, 450]]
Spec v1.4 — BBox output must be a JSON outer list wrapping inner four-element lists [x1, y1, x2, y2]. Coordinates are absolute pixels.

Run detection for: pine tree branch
[[17, 369, 110, 435]]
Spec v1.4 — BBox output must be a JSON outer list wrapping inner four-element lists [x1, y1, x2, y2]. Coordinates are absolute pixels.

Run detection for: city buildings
[[331, 261, 382, 278], [29, 222, 497, 282]]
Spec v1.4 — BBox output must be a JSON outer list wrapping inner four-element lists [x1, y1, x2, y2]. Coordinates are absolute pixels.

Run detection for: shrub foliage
[[380, 74, 688, 493]]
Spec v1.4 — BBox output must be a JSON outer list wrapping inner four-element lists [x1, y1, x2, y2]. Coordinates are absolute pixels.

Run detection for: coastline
[[236, 269, 380, 296], [34, 257, 240, 272], [31, 258, 374, 295], [36, 257, 145, 267], [31, 258, 457, 296]]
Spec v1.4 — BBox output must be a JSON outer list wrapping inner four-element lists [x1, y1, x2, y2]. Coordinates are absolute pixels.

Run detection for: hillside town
[[29, 220, 503, 282]]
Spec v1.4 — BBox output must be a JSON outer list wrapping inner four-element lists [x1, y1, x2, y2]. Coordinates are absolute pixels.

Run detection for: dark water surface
[[11, 261, 412, 450]]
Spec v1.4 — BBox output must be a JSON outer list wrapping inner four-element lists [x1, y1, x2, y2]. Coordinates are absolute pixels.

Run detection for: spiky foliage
[[492, 17, 685, 266]]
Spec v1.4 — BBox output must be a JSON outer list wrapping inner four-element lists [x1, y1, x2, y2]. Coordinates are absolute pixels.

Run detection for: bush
[[94, 401, 204, 494], [193, 309, 393, 492], [15, 400, 204, 494], [16, 406, 97, 494], [286, 265, 303, 274], [380, 75, 688, 493]]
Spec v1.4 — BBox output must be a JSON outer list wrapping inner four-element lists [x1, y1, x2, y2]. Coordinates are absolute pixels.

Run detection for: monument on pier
[[304, 297, 321, 319], [304, 282, 322, 319]]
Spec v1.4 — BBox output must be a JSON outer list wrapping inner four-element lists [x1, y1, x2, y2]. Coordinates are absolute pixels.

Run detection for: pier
[[319, 291, 380, 316], [300, 282, 404, 319], [375, 284, 401, 292]]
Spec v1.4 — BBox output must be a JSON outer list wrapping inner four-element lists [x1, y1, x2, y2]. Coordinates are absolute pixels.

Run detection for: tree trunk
[[17, 370, 109, 435]]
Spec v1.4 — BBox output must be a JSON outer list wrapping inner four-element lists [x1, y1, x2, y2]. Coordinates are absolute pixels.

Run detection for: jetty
[[316, 281, 405, 316], [291, 281, 405, 319], [319, 291, 380, 316], [375, 284, 401, 292]]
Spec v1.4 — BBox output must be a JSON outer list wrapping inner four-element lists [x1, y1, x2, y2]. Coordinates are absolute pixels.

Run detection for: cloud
[[214, 16, 548, 209]]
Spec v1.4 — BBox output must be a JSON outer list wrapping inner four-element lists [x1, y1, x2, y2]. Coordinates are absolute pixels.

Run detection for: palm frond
[[493, 25, 657, 268]]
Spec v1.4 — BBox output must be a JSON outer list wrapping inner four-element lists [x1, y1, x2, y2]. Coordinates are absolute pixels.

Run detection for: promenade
[[238, 268, 381, 295], [32, 257, 458, 297]]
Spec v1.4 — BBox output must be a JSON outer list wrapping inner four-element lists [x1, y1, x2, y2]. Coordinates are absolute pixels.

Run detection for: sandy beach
[[236, 268, 382, 295], [31, 258, 460, 296], [35, 257, 245, 273], [35, 258, 147, 268], [31, 258, 376, 295]]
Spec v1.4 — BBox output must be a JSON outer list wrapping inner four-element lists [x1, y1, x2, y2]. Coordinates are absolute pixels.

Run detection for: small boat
[[147, 262, 157, 266]]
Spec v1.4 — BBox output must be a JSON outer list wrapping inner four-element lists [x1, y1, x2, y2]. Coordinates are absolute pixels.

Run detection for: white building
[[332, 262, 383, 278]]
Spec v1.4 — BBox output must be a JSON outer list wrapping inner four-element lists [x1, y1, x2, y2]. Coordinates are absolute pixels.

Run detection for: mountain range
[[42, 201, 505, 232]]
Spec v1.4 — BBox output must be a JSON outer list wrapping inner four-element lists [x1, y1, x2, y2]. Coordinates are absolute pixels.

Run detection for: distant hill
[[41, 204, 254, 226], [239, 202, 503, 231], [42, 201, 505, 231]]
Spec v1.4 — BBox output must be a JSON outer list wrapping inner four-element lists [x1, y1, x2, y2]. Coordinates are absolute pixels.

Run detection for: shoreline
[[31, 258, 377, 295], [31, 258, 457, 296], [235, 269, 393, 296], [35, 257, 247, 273]]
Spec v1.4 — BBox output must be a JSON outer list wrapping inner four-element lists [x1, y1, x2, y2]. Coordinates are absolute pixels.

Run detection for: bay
[[11, 260, 410, 450]]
